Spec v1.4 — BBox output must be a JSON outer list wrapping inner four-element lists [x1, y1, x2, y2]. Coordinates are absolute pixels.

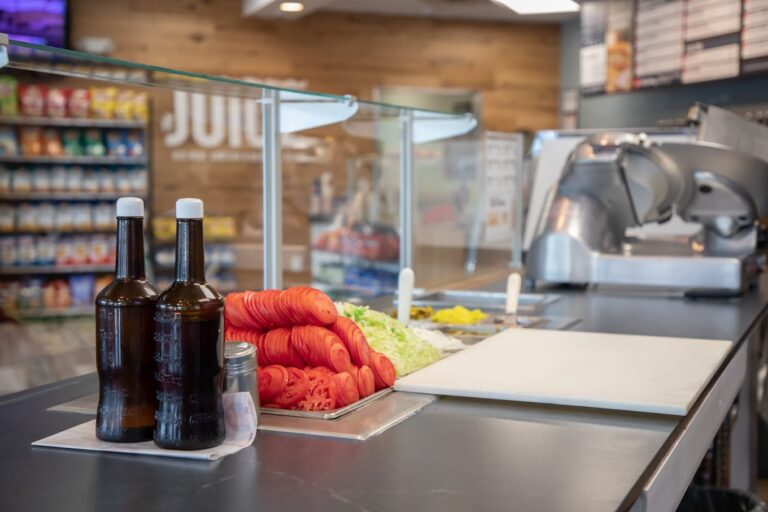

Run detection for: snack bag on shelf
[[105, 130, 127, 157], [82, 170, 99, 193], [93, 203, 113, 230], [65, 166, 83, 192], [61, 129, 82, 156], [98, 168, 116, 193], [0, 167, 10, 193], [18, 278, 44, 309], [70, 236, 89, 265], [152, 217, 176, 242], [124, 131, 144, 157], [20, 127, 43, 155], [90, 87, 117, 119], [31, 166, 51, 192], [42, 128, 63, 156], [43, 279, 72, 309], [73, 204, 93, 232], [0, 76, 18, 117], [55, 236, 74, 265], [115, 169, 132, 192], [205, 216, 237, 240], [17, 235, 37, 265], [50, 166, 66, 192], [89, 235, 110, 264], [114, 89, 135, 120], [69, 274, 94, 306], [133, 92, 149, 122], [17, 203, 36, 231], [46, 88, 69, 118], [36, 235, 56, 265], [11, 168, 32, 192], [0, 205, 13, 233], [83, 128, 106, 156], [68, 89, 90, 118], [0, 236, 17, 266], [107, 233, 116, 262], [0, 127, 18, 155], [54, 204, 74, 232], [0, 281, 19, 311], [36, 203, 55, 232], [19, 84, 46, 117]]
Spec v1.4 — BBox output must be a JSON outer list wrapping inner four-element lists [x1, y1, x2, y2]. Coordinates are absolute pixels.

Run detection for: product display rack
[[0, 155, 147, 165], [0, 192, 146, 201], [0, 81, 152, 320]]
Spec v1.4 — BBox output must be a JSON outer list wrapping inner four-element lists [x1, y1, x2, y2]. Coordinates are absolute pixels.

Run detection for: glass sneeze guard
[[0, 36, 478, 303]]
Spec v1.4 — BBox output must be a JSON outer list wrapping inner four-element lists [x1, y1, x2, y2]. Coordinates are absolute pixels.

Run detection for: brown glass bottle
[[154, 198, 225, 450], [95, 197, 159, 443]]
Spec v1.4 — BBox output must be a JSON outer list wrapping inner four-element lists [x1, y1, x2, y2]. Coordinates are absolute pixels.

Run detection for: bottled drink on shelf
[[154, 198, 225, 450], [95, 197, 159, 442]]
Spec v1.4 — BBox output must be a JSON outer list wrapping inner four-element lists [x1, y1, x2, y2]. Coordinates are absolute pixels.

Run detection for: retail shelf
[[12, 306, 95, 319], [0, 155, 147, 165], [0, 264, 114, 276], [312, 248, 400, 273], [5, 228, 116, 235], [154, 262, 235, 270], [0, 192, 146, 201], [0, 116, 147, 128]]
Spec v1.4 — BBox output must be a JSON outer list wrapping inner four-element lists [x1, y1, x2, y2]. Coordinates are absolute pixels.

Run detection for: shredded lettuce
[[337, 302, 442, 377]]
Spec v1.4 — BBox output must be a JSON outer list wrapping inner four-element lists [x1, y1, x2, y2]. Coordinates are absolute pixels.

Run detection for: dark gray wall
[[560, 18, 580, 92], [560, 18, 768, 128]]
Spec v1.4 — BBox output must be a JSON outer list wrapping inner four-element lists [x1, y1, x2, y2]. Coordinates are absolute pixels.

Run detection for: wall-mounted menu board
[[580, 0, 765, 94]]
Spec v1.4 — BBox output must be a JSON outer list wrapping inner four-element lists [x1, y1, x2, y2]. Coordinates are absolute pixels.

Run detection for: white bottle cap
[[176, 198, 204, 219], [115, 197, 144, 218]]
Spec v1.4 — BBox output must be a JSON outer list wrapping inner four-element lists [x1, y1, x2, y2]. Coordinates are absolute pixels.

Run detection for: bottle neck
[[175, 219, 206, 283], [115, 217, 146, 280]]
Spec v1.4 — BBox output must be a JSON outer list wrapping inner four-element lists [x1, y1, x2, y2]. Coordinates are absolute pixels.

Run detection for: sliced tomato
[[273, 367, 310, 408], [296, 369, 337, 411], [298, 287, 338, 325], [257, 289, 284, 329], [328, 342, 352, 373], [329, 317, 371, 366], [258, 365, 289, 402], [358, 365, 376, 397], [244, 291, 270, 330], [332, 372, 360, 407], [224, 293, 246, 328], [370, 352, 396, 389]]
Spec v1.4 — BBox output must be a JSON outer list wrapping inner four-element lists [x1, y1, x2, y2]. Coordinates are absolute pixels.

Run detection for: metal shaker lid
[[224, 342, 257, 375]]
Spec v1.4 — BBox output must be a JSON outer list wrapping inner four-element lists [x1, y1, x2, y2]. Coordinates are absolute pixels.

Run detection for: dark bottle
[[95, 197, 159, 442], [154, 198, 225, 450]]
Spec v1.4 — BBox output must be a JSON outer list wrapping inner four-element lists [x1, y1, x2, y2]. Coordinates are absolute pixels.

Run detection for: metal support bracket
[[262, 89, 283, 290], [399, 109, 414, 270]]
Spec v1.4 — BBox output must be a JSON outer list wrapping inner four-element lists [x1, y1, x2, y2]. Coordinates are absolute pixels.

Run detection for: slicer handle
[[506, 273, 522, 315], [397, 268, 415, 325]]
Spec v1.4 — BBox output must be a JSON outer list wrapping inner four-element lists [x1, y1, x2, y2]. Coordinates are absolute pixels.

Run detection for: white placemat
[[33, 392, 257, 461]]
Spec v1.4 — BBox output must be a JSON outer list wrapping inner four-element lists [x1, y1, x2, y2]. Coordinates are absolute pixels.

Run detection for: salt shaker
[[224, 342, 260, 426]]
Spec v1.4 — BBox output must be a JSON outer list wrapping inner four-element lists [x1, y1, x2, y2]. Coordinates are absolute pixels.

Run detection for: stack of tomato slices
[[224, 287, 396, 411]]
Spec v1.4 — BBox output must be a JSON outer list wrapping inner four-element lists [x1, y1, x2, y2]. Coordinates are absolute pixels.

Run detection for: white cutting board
[[395, 329, 731, 415]]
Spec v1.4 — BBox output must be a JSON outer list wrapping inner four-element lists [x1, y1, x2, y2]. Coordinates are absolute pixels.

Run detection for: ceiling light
[[491, 0, 580, 15], [279, 1, 304, 13]]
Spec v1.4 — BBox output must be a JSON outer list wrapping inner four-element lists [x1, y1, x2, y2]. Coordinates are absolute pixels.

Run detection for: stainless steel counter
[[1, 279, 767, 512]]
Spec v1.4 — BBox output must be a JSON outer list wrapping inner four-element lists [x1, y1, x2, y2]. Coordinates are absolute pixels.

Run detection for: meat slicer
[[526, 104, 768, 294]]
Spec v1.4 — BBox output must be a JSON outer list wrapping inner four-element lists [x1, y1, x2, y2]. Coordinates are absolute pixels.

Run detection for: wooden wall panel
[[70, 0, 561, 132], [66, 0, 560, 288]]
